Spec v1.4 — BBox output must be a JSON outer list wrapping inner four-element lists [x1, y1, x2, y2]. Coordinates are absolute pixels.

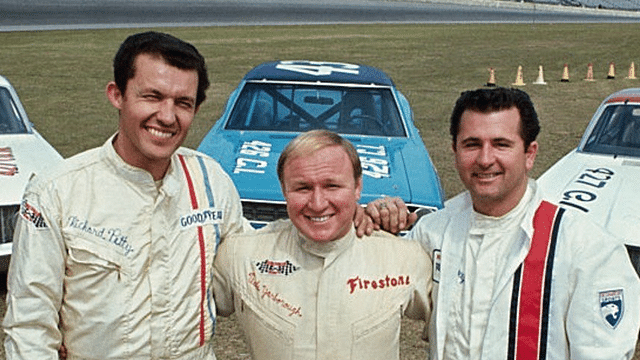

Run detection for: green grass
[[2, 24, 639, 199], [1, 23, 640, 359]]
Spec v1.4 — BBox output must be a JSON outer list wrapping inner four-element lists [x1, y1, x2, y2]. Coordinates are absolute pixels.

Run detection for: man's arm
[[402, 243, 433, 322], [3, 179, 66, 359], [211, 235, 236, 317], [564, 219, 640, 359]]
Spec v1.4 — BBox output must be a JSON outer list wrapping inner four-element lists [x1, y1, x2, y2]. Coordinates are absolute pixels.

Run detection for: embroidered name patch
[[247, 271, 302, 317], [600, 289, 624, 329], [67, 216, 134, 256]]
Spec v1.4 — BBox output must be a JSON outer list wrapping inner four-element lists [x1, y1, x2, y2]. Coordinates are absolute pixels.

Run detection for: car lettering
[[276, 61, 359, 77], [559, 167, 614, 213], [234, 140, 272, 174], [357, 144, 390, 179], [240, 140, 271, 157], [0, 147, 18, 176]]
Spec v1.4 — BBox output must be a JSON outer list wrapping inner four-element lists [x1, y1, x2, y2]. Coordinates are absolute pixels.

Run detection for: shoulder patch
[[600, 289, 624, 329], [20, 199, 47, 228]]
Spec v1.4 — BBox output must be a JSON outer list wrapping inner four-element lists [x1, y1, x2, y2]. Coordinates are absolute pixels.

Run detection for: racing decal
[[178, 154, 222, 345], [508, 201, 563, 360], [276, 60, 359, 77], [180, 209, 223, 228], [255, 259, 299, 276], [67, 216, 134, 256], [559, 167, 614, 213], [20, 199, 47, 228], [234, 140, 271, 174], [600, 289, 624, 329], [247, 271, 303, 317], [357, 144, 390, 179], [433, 249, 441, 283], [0, 147, 18, 176], [346, 274, 411, 294]]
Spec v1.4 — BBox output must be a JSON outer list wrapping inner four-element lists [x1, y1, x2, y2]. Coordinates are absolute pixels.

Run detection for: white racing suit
[[3, 137, 250, 359], [409, 180, 640, 360], [212, 220, 432, 360]]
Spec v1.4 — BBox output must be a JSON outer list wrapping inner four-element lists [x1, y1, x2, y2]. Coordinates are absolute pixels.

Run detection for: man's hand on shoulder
[[354, 205, 375, 238], [365, 197, 417, 235]]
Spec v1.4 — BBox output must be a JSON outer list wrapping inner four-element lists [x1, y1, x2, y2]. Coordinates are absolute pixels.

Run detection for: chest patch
[[600, 289, 624, 329]]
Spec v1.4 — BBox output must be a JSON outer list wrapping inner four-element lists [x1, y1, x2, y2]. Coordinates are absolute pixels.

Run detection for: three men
[[212, 130, 431, 359], [369, 87, 640, 359]]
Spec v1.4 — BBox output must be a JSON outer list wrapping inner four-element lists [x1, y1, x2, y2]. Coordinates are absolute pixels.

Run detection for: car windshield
[[583, 104, 640, 157], [224, 82, 407, 137], [0, 88, 28, 134]]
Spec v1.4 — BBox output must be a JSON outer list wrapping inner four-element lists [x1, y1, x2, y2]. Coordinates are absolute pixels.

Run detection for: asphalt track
[[1, 0, 639, 32]]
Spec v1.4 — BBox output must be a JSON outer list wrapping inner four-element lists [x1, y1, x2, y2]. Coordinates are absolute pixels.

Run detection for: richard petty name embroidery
[[67, 216, 134, 256]]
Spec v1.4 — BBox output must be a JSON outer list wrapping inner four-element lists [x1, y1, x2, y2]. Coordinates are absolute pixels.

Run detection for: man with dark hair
[[368, 87, 640, 359], [3, 31, 250, 359], [212, 130, 431, 359]]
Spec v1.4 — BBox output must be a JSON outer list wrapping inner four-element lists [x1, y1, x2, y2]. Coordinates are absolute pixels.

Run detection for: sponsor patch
[[20, 199, 47, 228], [433, 249, 441, 283], [600, 289, 624, 329], [346, 274, 411, 294], [255, 259, 299, 276], [179, 209, 223, 228]]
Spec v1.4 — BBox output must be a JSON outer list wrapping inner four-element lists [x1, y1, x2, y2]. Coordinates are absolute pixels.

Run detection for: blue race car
[[197, 60, 444, 228]]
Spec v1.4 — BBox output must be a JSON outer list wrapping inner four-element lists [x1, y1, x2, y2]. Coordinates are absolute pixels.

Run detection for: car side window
[[0, 88, 28, 134]]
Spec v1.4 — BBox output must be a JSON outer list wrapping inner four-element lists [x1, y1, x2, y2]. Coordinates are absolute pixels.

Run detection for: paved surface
[[1, 0, 638, 32]]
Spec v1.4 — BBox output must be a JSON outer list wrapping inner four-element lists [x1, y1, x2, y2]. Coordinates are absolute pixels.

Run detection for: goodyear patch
[[600, 289, 624, 329]]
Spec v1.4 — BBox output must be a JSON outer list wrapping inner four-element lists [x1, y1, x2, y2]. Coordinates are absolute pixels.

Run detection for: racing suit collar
[[298, 226, 356, 264], [103, 133, 181, 197]]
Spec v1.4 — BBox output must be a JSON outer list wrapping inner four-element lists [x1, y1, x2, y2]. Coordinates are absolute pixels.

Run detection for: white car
[[0, 75, 63, 271], [538, 88, 640, 276]]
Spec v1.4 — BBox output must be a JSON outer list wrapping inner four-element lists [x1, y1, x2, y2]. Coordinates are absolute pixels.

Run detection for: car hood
[[198, 131, 441, 207], [0, 133, 63, 206], [538, 149, 640, 246]]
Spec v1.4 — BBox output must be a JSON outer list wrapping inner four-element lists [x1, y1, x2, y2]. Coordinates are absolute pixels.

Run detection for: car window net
[[224, 83, 407, 137], [0, 88, 28, 134]]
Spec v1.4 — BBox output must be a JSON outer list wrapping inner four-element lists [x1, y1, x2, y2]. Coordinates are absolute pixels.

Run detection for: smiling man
[[368, 87, 640, 359], [3, 32, 251, 359], [212, 129, 432, 359]]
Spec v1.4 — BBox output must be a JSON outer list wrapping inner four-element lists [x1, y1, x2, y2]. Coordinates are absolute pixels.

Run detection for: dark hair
[[113, 31, 210, 108], [449, 87, 540, 149]]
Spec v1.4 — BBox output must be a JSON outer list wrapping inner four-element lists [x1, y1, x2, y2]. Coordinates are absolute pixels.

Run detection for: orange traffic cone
[[512, 65, 525, 86], [561, 63, 570, 82], [533, 65, 547, 85], [627, 62, 637, 80], [585, 63, 595, 82], [607, 62, 615, 79], [486, 67, 497, 87]]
